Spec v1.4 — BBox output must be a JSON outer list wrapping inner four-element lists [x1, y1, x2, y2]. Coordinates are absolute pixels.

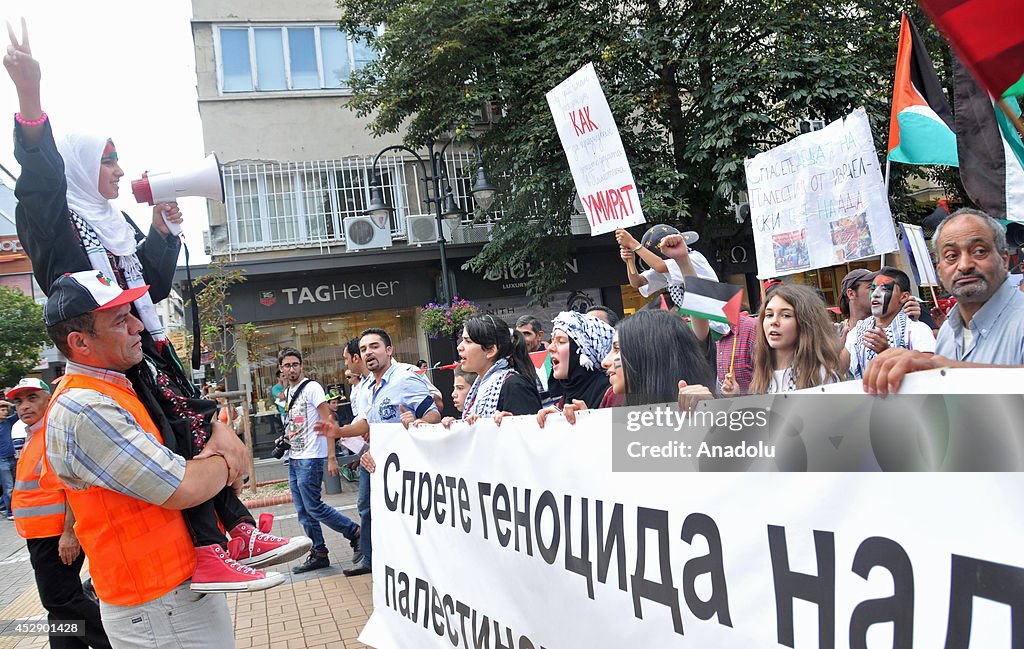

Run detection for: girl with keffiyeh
[[457, 314, 541, 421], [6, 19, 309, 594], [535, 310, 613, 426]]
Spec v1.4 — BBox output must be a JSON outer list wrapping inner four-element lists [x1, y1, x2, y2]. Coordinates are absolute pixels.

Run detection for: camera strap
[[285, 379, 313, 417]]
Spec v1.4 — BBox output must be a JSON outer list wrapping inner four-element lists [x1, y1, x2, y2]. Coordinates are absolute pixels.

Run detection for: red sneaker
[[191, 541, 286, 593], [229, 515, 312, 569]]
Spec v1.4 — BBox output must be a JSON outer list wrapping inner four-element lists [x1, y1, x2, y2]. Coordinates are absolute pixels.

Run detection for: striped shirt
[[46, 361, 186, 506]]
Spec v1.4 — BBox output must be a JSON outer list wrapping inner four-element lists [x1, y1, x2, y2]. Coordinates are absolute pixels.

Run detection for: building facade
[[185, 0, 625, 421]]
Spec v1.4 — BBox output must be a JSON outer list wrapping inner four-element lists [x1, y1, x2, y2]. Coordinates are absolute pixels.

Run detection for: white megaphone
[[131, 154, 225, 236]]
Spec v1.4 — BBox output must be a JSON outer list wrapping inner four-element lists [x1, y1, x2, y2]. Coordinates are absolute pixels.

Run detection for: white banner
[[546, 63, 646, 236], [744, 108, 898, 278], [360, 374, 1024, 648]]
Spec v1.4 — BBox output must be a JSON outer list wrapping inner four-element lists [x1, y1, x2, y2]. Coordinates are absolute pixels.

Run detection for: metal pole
[[426, 138, 453, 305], [210, 389, 257, 490]]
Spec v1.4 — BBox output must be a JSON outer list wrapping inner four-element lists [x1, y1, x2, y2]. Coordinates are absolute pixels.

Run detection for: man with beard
[[864, 209, 1024, 394], [315, 328, 440, 577], [844, 267, 936, 379]]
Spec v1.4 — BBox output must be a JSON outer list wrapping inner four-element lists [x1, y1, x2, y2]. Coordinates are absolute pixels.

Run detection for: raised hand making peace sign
[[4, 19, 43, 143]]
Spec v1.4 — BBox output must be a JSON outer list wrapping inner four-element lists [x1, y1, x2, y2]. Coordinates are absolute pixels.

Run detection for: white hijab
[[55, 133, 167, 343], [55, 133, 138, 255]]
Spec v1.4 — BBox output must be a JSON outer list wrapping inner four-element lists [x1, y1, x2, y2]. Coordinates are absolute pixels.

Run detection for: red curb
[[241, 493, 293, 509], [255, 479, 289, 488]]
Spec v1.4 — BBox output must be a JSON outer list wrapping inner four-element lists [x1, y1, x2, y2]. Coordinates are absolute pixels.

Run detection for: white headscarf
[[55, 133, 138, 256], [56, 133, 167, 343]]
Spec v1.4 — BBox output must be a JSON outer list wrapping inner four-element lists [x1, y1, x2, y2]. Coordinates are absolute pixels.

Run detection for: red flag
[[917, 0, 1024, 98]]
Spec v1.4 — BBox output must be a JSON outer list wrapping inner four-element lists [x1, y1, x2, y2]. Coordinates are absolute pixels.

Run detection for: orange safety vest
[[12, 427, 66, 539], [39, 373, 196, 606]]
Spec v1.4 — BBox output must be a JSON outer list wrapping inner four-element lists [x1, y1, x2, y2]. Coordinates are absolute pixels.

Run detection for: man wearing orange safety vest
[[10, 377, 111, 649], [40, 271, 249, 648]]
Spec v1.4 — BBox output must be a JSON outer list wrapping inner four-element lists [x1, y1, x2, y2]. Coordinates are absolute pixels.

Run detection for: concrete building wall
[[190, 20, 404, 163], [196, 94, 401, 162], [192, 0, 341, 23]]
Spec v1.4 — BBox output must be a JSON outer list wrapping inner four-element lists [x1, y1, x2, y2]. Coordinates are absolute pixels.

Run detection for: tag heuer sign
[[260, 290, 276, 307]]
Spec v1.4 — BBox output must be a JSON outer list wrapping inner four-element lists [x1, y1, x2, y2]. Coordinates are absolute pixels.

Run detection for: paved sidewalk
[[0, 475, 376, 649]]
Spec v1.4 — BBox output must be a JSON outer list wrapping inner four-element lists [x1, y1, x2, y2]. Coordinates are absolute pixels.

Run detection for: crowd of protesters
[[412, 207, 1024, 432], [4, 13, 1024, 649]]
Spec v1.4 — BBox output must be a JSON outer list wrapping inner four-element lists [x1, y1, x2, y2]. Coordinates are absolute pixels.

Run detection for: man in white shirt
[[279, 348, 361, 574], [845, 267, 935, 379]]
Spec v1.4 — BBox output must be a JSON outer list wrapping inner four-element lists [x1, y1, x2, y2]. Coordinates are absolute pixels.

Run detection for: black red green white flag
[[676, 278, 744, 328], [954, 57, 1024, 220], [887, 14, 959, 166]]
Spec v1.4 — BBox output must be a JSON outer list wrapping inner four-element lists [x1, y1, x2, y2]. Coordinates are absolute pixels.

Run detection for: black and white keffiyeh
[[463, 358, 515, 418], [853, 311, 909, 378], [551, 311, 615, 370]]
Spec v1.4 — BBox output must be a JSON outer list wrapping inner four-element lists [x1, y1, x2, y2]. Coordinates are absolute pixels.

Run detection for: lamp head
[[471, 165, 497, 211], [441, 191, 463, 221], [366, 187, 394, 223]]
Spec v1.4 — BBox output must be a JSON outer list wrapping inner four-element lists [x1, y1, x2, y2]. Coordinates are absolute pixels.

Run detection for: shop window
[[247, 308, 423, 416]]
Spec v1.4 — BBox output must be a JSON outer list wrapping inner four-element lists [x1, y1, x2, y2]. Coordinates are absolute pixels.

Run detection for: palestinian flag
[[917, 0, 1024, 99], [954, 57, 1024, 220], [887, 14, 959, 166], [675, 277, 744, 328], [529, 350, 552, 378]]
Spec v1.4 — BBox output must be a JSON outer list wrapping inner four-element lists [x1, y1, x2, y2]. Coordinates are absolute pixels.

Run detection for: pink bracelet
[[15, 111, 47, 127]]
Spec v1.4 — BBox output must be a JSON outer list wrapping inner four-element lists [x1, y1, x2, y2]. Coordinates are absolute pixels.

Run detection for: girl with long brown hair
[[747, 283, 844, 394]]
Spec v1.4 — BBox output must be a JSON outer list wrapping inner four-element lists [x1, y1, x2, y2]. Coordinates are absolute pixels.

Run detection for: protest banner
[[744, 108, 898, 278], [547, 63, 646, 236], [360, 368, 1024, 648]]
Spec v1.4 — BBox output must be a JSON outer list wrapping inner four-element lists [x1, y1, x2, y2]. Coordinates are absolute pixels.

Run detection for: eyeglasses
[[281, 362, 301, 369]]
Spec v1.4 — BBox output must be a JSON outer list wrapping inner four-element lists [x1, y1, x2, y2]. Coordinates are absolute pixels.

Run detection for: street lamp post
[[366, 137, 496, 306]]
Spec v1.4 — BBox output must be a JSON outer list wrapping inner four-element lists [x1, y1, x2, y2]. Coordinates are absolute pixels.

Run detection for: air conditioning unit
[[406, 215, 453, 246], [344, 216, 393, 251]]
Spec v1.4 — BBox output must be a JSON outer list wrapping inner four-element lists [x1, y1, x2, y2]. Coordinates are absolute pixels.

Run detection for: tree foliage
[[0, 287, 48, 387], [337, 0, 960, 298]]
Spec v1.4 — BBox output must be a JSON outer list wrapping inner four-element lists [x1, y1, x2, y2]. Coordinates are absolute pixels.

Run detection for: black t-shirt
[[496, 373, 543, 415]]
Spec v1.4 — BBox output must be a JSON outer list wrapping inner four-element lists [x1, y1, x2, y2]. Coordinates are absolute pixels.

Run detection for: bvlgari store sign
[[454, 250, 627, 298], [230, 269, 435, 322]]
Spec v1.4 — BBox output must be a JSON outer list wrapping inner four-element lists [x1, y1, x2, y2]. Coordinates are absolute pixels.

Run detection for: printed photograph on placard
[[771, 229, 811, 272], [829, 212, 875, 262]]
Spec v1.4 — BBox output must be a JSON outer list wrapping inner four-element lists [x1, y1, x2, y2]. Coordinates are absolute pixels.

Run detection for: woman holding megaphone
[[5, 18, 312, 613]]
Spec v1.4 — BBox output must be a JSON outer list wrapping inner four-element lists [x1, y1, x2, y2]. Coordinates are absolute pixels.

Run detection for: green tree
[[338, 0, 957, 299], [188, 260, 262, 382], [0, 287, 48, 386]]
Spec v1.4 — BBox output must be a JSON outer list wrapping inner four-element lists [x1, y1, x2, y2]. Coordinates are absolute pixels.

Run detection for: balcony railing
[[221, 151, 503, 252]]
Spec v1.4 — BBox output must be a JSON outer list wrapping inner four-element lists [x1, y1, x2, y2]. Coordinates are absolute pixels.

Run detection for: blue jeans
[[358, 466, 371, 569], [288, 457, 359, 555], [0, 456, 15, 516]]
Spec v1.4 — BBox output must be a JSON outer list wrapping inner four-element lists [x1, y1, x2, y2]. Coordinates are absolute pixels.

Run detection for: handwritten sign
[[744, 108, 897, 278], [547, 63, 646, 236]]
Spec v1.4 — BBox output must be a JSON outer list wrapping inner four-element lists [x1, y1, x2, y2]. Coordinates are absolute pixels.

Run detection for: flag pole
[[728, 333, 738, 376], [996, 99, 1024, 140], [880, 159, 892, 267]]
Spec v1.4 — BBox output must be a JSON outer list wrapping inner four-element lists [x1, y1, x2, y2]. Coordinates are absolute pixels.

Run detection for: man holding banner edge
[[864, 208, 1024, 395]]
